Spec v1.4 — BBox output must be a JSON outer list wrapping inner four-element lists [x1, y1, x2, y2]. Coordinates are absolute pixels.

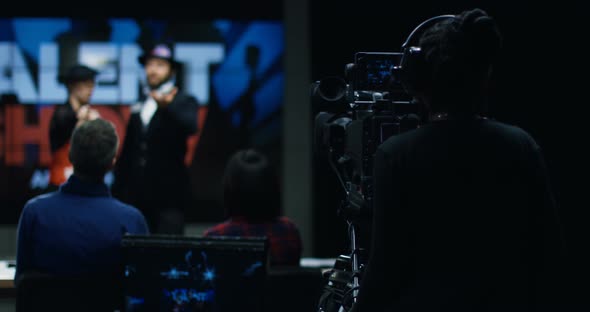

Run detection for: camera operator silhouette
[[350, 8, 566, 312]]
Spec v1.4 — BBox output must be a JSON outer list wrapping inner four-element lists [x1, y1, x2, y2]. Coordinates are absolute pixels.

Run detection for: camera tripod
[[317, 184, 369, 312]]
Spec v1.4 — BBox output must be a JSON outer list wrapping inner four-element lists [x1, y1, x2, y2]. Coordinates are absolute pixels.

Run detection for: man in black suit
[[113, 42, 198, 234]]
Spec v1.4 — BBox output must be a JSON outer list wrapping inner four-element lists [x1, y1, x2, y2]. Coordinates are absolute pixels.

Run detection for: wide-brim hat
[[138, 43, 181, 68], [57, 64, 99, 84]]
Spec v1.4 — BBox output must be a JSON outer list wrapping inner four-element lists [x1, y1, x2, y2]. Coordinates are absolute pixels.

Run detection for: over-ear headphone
[[396, 15, 456, 95]]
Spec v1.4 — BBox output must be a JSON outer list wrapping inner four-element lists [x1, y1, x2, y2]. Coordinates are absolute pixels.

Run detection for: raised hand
[[76, 105, 101, 127], [150, 87, 178, 108]]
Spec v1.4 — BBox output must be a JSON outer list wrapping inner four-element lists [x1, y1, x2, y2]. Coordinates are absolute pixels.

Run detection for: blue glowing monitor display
[[121, 235, 269, 312]]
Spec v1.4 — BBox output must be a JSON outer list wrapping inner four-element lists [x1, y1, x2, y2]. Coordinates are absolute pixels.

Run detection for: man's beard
[[148, 75, 173, 90]]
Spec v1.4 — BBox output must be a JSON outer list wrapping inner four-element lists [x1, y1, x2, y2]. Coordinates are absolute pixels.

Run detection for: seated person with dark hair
[[203, 148, 303, 266], [14, 118, 149, 284]]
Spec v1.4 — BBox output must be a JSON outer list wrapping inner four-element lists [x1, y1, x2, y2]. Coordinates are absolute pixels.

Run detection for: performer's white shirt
[[140, 96, 158, 127]]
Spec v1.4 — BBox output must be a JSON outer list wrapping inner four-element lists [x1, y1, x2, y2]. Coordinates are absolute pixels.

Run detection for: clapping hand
[[76, 105, 101, 127], [150, 87, 178, 108]]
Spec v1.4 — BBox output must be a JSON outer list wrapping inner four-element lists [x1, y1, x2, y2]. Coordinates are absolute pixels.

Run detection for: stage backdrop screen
[[0, 17, 284, 223]]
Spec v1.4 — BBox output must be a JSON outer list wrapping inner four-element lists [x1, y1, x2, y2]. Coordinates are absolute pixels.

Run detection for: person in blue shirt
[[14, 118, 149, 284]]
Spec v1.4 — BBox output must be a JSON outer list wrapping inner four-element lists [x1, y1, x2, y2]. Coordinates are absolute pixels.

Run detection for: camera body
[[313, 52, 421, 312], [313, 52, 419, 223]]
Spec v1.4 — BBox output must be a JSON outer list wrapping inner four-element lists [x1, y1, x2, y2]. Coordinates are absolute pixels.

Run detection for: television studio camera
[[313, 52, 421, 312]]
